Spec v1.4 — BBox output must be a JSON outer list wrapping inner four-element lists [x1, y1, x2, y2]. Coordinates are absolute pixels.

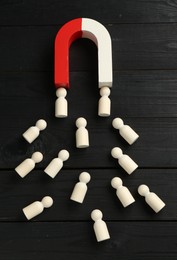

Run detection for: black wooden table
[[0, 1, 177, 259]]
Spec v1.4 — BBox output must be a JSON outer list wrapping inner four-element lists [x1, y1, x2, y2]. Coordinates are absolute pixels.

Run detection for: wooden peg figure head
[[41, 196, 53, 208], [111, 147, 123, 159], [111, 177, 122, 189], [112, 118, 124, 129], [100, 86, 110, 97], [58, 150, 70, 161], [91, 209, 103, 221], [36, 119, 47, 131], [56, 88, 67, 98], [138, 184, 150, 197], [76, 117, 87, 128], [31, 152, 43, 163], [79, 172, 91, 183]]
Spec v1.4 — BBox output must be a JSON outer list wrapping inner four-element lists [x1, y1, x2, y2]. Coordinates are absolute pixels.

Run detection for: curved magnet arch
[[54, 18, 113, 89]]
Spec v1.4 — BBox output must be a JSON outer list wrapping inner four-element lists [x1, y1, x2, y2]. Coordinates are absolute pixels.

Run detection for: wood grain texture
[[1, 24, 177, 71], [1, 70, 177, 118], [0, 222, 176, 260], [0, 0, 177, 25], [0, 0, 177, 259], [2, 117, 177, 168], [0, 71, 177, 168], [0, 169, 174, 221]]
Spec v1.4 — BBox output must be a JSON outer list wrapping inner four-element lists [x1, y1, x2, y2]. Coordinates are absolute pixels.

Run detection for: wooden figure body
[[112, 118, 139, 145], [111, 147, 138, 174], [111, 177, 135, 207], [55, 88, 68, 118], [98, 87, 111, 117], [138, 184, 165, 213], [76, 117, 89, 148], [70, 172, 91, 203], [23, 196, 53, 220], [44, 149, 69, 178], [15, 152, 43, 178], [23, 119, 47, 143], [91, 209, 110, 242]]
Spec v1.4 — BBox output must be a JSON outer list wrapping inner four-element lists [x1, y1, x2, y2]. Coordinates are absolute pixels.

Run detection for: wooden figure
[[111, 147, 138, 175], [23, 196, 53, 220], [98, 87, 111, 117], [23, 119, 47, 144], [76, 117, 89, 148], [54, 18, 113, 116], [111, 177, 135, 207], [91, 209, 110, 242], [15, 151, 43, 178], [55, 88, 68, 118], [112, 117, 139, 145], [70, 172, 91, 203], [138, 184, 165, 213], [44, 149, 69, 178]]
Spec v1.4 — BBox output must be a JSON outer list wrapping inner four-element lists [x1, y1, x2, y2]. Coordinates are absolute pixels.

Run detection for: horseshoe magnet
[[54, 18, 113, 117]]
